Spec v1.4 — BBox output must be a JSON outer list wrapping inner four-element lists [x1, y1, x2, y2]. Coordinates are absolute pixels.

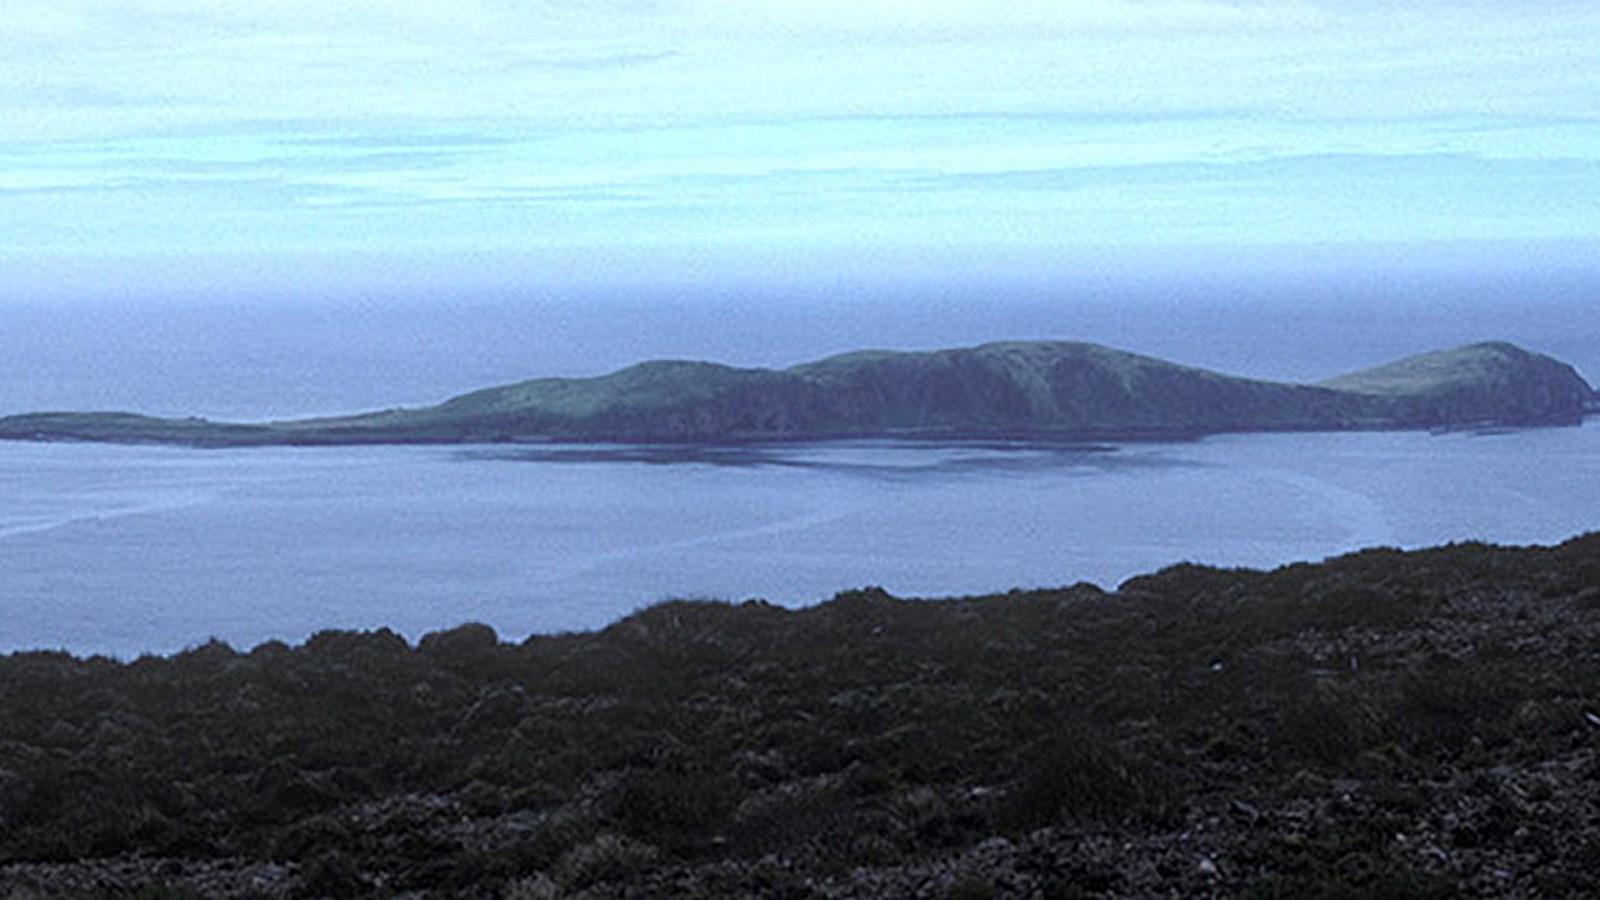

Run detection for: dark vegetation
[[5, 535, 1600, 897]]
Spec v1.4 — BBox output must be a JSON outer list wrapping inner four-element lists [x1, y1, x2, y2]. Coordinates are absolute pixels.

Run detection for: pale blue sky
[[3, 0, 1598, 299]]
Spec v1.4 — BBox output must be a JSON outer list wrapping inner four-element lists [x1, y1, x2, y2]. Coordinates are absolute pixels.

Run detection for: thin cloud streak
[[0, 0, 1597, 289]]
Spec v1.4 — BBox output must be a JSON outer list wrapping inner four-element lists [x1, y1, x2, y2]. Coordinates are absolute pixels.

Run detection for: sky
[[2, 0, 1599, 301]]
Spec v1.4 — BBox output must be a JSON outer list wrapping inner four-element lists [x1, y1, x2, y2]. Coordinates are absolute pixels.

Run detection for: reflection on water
[[456, 439, 1199, 480]]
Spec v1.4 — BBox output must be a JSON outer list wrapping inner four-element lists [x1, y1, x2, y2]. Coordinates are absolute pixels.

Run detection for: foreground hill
[[4, 535, 1600, 897], [1, 340, 1593, 446]]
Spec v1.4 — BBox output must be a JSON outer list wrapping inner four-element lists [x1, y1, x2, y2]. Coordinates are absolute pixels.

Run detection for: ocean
[[2, 284, 1597, 656]]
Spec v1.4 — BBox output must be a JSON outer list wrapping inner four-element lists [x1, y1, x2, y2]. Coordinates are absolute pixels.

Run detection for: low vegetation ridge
[[5, 535, 1600, 897], [0, 340, 1593, 446]]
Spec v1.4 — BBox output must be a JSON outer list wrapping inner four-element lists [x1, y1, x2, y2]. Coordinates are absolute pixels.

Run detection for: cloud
[[1, 0, 1597, 274], [684, 0, 1323, 40], [0, 0, 669, 50], [7, 0, 1597, 142]]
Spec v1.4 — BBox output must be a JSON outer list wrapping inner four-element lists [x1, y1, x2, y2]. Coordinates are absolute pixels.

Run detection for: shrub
[[1003, 730, 1174, 830]]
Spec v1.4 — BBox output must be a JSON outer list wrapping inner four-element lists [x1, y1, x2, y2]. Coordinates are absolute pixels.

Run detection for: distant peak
[[1454, 341, 1531, 357], [1321, 341, 1546, 388], [1319, 341, 1594, 419], [971, 340, 1107, 353]]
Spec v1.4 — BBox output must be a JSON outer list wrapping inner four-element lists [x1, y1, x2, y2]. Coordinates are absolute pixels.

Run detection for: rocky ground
[[4, 535, 1600, 898]]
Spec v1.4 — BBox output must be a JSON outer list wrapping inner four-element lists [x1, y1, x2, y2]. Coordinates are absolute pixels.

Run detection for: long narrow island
[[1, 340, 1593, 447]]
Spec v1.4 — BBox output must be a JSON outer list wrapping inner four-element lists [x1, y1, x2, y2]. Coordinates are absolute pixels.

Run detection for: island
[[1, 340, 1593, 447]]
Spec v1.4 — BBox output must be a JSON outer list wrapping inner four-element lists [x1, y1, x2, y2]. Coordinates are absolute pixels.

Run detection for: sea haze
[[2, 422, 1598, 658]]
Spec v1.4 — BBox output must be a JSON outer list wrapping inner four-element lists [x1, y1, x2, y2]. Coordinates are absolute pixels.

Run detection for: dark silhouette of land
[[3, 535, 1600, 897]]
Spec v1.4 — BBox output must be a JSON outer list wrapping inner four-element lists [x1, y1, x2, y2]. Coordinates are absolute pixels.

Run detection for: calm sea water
[[1, 288, 1597, 656], [2, 423, 1598, 657]]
